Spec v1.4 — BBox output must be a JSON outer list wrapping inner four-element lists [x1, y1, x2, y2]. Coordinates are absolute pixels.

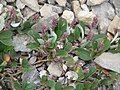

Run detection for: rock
[[11, 22, 21, 27], [107, 16, 120, 40], [62, 64, 67, 71], [94, 52, 120, 73], [21, 0, 40, 12], [29, 56, 37, 65], [6, 0, 15, 2], [72, 0, 82, 17], [62, 10, 74, 24], [40, 4, 62, 18], [58, 77, 67, 84], [22, 67, 40, 85], [22, 7, 36, 20], [0, 15, 5, 31], [55, 0, 67, 6], [79, 0, 86, 4], [16, 0, 25, 9], [12, 34, 33, 52], [0, 4, 3, 14], [87, 0, 107, 6], [77, 11, 96, 25], [48, 0, 55, 4], [39, 70, 47, 78], [38, 0, 46, 4], [47, 62, 63, 77], [81, 4, 89, 12], [92, 2, 115, 32], [111, 0, 120, 17], [65, 71, 78, 80]]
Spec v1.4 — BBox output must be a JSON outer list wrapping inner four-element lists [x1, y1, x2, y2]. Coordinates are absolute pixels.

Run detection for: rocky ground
[[0, 0, 120, 90]]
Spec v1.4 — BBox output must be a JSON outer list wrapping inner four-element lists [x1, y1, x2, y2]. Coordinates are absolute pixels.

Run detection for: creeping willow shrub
[[0, 17, 120, 90]]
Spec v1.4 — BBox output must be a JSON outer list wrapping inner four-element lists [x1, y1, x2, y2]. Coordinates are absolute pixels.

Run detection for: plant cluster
[[0, 16, 120, 90]]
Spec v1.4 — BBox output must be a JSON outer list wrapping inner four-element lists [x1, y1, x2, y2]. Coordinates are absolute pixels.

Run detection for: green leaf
[[63, 86, 74, 90], [74, 26, 81, 40], [75, 83, 84, 90], [65, 56, 76, 67], [92, 41, 98, 50], [40, 75, 48, 85], [55, 18, 67, 39], [28, 30, 41, 43], [13, 80, 22, 90], [76, 48, 93, 61], [0, 30, 13, 46], [90, 79, 100, 89], [22, 81, 35, 90], [92, 34, 106, 41], [103, 38, 110, 51], [64, 42, 72, 52], [55, 82, 62, 90], [84, 67, 96, 79], [56, 50, 68, 57], [22, 59, 32, 72], [77, 68, 84, 81], [27, 42, 39, 50], [47, 80, 55, 88], [84, 82, 92, 90]]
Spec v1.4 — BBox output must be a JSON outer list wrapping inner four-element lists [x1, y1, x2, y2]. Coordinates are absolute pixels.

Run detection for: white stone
[[81, 4, 89, 12], [77, 11, 96, 25], [21, 0, 40, 12], [39, 70, 47, 78], [16, 0, 25, 9], [87, 0, 107, 6], [62, 10, 74, 24], [65, 71, 78, 80], [72, 0, 82, 16], [29, 56, 37, 65], [62, 64, 67, 71], [55, 0, 67, 6], [94, 52, 120, 73], [47, 62, 63, 77], [79, 0, 86, 4], [0, 4, 3, 14], [40, 4, 62, 18], [92, 2, 115, 32]]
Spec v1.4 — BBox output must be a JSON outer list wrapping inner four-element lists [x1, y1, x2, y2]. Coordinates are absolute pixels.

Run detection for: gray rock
[[87, 0, 107, 6], [79, 0, 86, 4], [6, 0, 15, 2], [94, 52, 120, 73], [110, 0, 120, 17], [55, 0, 67, 6], [12, 34, 33, 52], [48, 0, 55, 4], [16, 0, 25, 9], [92, 2, 115, 32], [47, 62, 63, 77]]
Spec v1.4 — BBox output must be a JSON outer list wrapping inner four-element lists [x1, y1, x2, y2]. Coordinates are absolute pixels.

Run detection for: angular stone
[[16, 0, 25, 9], [12, 35, 32, 52], [55, 0, 67, 6], [47, 62, 63, 77], [40, 4, 62, 18], [111, 0, 120, 17], [65, 71, 78, 80], [48, 0, 55, 4], [79, 0, 86, 4], [6, 0, 15, 2], [22, 7, 36, 19], [0, 4, 3, 14], [81, 4, 89, 12], [107, 16, 120, 40], [92, 2, 115, 32], [94, 52, 120, 73], [21, 0, 40, 12], [72, 0, 82, 16], [77, 11, 96, 25], [62, 10, 74, 24], [87, 0, 107, 6]]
